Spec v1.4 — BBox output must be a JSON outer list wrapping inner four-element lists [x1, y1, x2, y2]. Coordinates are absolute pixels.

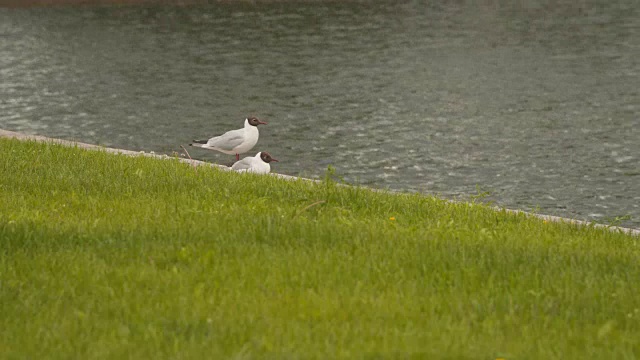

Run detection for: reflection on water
[[1, 1, 638, 227]]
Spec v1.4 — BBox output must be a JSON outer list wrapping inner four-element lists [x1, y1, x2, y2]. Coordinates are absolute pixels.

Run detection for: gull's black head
[[260, 152, 278, 163], [247, 116, 267, 126]]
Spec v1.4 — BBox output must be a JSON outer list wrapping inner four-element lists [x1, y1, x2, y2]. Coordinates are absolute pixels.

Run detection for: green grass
[[1, 138, 639, 359]]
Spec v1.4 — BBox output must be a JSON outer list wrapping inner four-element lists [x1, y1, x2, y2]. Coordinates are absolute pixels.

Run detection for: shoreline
[[1, 128, 638, 236]]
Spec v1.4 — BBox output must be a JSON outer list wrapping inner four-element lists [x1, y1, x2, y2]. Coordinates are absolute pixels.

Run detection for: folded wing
[[231, 157, 254, 171], [207, 129, 245, 151]]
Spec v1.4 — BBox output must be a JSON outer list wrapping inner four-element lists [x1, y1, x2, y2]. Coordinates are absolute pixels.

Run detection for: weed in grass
[[599, 214, 633, 227]]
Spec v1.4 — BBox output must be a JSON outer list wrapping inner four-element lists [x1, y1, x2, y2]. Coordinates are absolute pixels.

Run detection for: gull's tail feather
[[190, 140, 209, 148]]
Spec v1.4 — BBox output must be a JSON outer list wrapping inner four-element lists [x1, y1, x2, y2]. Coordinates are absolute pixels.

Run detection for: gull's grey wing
[[207, 128, 244, 151], [231, 157, 254, 171]]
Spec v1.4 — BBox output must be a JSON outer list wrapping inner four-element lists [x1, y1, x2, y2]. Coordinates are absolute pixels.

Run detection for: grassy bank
[[1, 137, 639, 359]]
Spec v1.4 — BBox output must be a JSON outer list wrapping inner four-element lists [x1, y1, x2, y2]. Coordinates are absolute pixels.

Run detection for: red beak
[[271, 158, 279, 162], [258, 120, 268, 125]]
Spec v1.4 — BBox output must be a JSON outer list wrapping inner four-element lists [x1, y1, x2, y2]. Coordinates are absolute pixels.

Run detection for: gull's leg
[[235, 153, 240, 161]]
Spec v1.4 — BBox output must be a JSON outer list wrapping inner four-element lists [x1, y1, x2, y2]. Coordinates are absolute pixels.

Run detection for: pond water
[[1, 1, 638, 228]]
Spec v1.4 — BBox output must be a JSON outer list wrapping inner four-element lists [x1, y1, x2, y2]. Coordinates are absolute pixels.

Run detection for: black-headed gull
[[231, 152, 279, 174], [190, 116, 267, 160]]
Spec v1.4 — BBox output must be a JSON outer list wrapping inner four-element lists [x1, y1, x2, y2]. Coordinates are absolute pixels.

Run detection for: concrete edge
[[2, 128, 638, 237]]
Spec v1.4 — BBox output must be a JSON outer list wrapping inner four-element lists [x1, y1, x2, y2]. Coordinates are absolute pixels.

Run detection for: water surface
[[1, 1, 638, 227]]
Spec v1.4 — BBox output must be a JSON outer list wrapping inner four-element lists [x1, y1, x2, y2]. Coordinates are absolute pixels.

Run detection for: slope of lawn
[[0, 138, 639, 359]]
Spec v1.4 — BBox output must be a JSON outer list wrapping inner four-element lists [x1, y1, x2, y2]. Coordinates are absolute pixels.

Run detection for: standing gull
[[190, 116, 267, 160], [231, 152, 279, 174]]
